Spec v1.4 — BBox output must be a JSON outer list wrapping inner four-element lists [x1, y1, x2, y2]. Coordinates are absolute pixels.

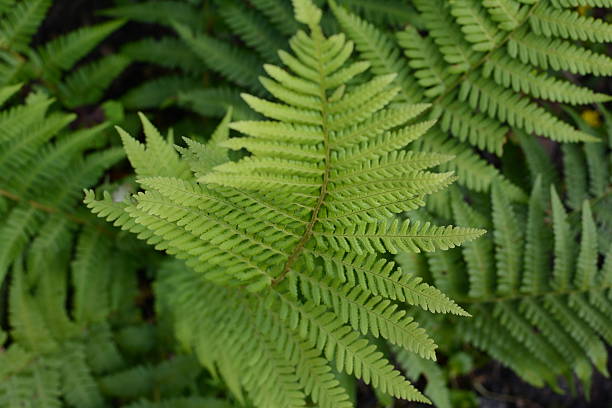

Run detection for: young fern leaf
[[86, 1, 483, 406]]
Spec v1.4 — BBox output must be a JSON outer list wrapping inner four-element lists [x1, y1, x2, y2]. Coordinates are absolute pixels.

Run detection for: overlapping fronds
[[109, 0, 296, 115], [86, 2, 483, 406], [0, 83, 238, 408], [331, 0, 610, 195], [0, 0, 127, 108], [399, 113, 612, 392], [0, 86, 125, 285], [0, 84, 121, 407]]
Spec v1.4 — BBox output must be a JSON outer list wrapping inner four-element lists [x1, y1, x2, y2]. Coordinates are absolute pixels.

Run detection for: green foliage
[[0, 0, 611, 407], [86, 2, 484, 405], [330, 0, 610, 195], [0, 84, 237, 408], [0, 0, 129, 111], [402, 111, 612, 392]]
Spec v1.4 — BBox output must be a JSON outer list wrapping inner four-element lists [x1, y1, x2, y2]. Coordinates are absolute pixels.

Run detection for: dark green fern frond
[[101, 0, 202, 29], [401, 114, 612, 391], [121, 76, 203, 111], [0, 0, 51, 51], [0, 4, 130, 110], [174, 23, 265, 95], [86, 1, 483, 405], [32, 19, 125, 82], [177, 87, 258, 121], [331, 0, 610, 196], [0, 88, 124, 285], [58, 54, 130, 108], [219, 1, 288, 63], [120, 37, 205, 75], [334, 0, 422, 26], [0, 85, 229, 408]]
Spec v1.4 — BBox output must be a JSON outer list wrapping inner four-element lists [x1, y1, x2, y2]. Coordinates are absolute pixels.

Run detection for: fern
[[58, 55, 131, 108], [403, 111, 612, 392], [331, 0, 610, 195], [32, 20, 125, 82], [86, 1, 483, 406], [0, 83, 238, 407], [0, 0, 50, 51], [0, 0, 127, 109], [121, 76, 203, 111]]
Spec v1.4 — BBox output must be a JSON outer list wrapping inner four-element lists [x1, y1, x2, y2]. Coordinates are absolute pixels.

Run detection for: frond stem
[[274, 28, 331, 285]]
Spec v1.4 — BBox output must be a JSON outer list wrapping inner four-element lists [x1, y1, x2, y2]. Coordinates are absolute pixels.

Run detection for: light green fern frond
[[86, 1, 483, 405]]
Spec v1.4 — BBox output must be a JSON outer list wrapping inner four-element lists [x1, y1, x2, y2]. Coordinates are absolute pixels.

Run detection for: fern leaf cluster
[[400, 112, 612, 390], [0, 0, 610, 406], [0, 2, 128, 110], [0, 84, 238, 407], [331, 0, 611, 195], [86, 2, 484, 405]]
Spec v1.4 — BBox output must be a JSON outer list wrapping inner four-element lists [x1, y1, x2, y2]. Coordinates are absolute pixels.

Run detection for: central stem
[[273, 27, 332, 285]]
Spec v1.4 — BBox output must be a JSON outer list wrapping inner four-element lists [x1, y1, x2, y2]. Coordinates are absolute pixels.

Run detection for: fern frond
[[220, 2, 287, 63], [0, 0, 51, 50], [296, 269, 438, 359], [0, 96, 53, 143], [276, 295, 430, 402], [121, 37, 204, 74], [530, 5, 612, 42], [58, 54, 130, 108], [575, 201, 598, 289], [34, 20, 125, 81], [460, 77, 597, 143], [450, 0, 504, 51], [122, 76, 202, 110], [491, 183, 523, 294], [88, 1, 482, 405], [175, 24, 264, 94], [60, 344, 104, 408], [9, 258, 56, 351], [550, 187, 575, 291], [0, 82, 21, 107], [123, 397, 235, 408], [250, 0, 300, 36], [550, 0, 612, 8], [332, 0, 610, 199], [483, 53, 610, 104], [177, 87, 257, 120], [329, 1, 421, 101], [521, 177, 551, 293], [118, 114, 191, 179], [562, 144, 589, 210], [452, 197, 495, 298], [508, 30, 612, 75], [395, 348, 451, 408], [482, 0, 526, 31]]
